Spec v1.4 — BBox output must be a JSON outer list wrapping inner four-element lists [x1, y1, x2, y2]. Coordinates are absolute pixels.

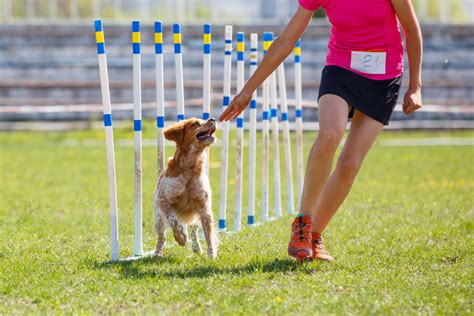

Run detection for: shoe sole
[[313, 254, 334, 262], [288, 248, 312, 261]]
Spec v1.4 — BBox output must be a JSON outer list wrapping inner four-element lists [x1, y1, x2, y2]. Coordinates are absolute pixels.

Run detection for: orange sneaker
[[288, 215, 313, 261], [311, 232, 334, 261]]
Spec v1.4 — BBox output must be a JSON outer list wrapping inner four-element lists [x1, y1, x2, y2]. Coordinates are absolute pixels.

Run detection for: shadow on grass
[[91, 255, 325, 280]]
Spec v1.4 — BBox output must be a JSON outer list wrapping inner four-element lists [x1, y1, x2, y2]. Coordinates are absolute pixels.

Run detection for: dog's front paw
[[173, 224, 188, 246], [207, 247, 217, 259], [153, 250, 164, 258]]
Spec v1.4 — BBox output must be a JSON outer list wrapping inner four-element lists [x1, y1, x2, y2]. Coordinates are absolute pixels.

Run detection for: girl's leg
[[288, 94, 348, 260], [298, 94, 349, 214], [311, 110, 384, 233]]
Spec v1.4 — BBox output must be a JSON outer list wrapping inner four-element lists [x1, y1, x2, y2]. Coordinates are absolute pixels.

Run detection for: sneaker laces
[[291, 222, 311, 241], [312, 237, 328, 254]]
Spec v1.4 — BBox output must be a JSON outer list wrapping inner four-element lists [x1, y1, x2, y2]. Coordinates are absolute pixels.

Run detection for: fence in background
[[1, 0, 474, 24]]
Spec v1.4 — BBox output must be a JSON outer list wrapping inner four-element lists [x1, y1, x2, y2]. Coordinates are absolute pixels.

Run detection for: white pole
[[177, 0, 185, 22], [92, 0, 102, 18], [4, 0, 12, 21], [234, 32, 245, 231], [417, 0, 428, 23], [49, 0, 57, 19], [27, 0, 35, 19], [439, 0, 449, 24], [277, 62, 294, 214], [247, 33, 258, 226], [94, 0, 101, 18], [173, 23, 186, 121], [95, 20, 119, 261], [167, 0, 174, 21], [218, 25, 233, 231], [131, 21, 143, 257], [155, 21, 166, 175], [261, 32, 273, 222], [269, 34, 282, 218], [293, 39, 304, 206], [203, 23, 212, 174], [71, 0, 78, 19]]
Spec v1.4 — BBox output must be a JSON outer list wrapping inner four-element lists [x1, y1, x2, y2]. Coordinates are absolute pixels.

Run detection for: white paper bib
[[350, 51, 387, 75]]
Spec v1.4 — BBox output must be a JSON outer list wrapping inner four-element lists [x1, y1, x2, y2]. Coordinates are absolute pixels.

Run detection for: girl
[[219, 0, 423, 261]]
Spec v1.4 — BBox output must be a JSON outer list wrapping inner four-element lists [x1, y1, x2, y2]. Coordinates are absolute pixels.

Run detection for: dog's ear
[[164, 122, 185, 144]]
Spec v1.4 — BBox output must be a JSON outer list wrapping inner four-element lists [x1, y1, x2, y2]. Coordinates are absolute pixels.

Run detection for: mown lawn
[[0, 126, 472, 314]]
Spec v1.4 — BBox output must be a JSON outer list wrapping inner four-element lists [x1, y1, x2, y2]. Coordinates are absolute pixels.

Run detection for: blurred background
[[0, 0, 473, 130]]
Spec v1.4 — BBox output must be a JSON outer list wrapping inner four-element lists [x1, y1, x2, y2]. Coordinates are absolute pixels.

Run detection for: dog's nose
[[208, 117, 216, 123]]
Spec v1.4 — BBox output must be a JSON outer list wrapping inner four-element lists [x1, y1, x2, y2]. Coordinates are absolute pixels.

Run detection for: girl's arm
[[392, 0, 423, 115], [219, 6, 314, 121]]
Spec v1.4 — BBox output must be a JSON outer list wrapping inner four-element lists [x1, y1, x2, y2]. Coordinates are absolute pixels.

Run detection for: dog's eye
[[192, 122, 200, 128]]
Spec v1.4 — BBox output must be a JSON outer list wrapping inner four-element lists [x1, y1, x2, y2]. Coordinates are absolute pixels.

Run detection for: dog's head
[[164, 118, 217, 151]]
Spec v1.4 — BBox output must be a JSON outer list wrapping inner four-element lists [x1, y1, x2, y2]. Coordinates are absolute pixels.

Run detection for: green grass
[[1, 126, 473, 314]]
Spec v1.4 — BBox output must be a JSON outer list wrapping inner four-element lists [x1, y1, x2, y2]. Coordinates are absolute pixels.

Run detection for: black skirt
[[318, 66, 402, 125]]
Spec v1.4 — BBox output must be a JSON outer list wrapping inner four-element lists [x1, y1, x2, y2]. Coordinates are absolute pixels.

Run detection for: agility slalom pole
[[261, 32, 271, 222], [247, 33, 258, 226], [131, 21, 143, 256], [203, 23, 212, 174], [155, 21, 165, 175], [218, 25, 233, 231], [95, 20, 119, 261], [268, 34, 282, 218], [203, 24, 212, 120], [233, 32, 245, 231], [277, 62, 295, 214], [173, 23, 185, 121], [294, 39, 304, 205]]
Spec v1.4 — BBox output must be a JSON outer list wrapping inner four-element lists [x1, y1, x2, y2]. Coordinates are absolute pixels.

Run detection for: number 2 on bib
[[350, 51, 386, 75]]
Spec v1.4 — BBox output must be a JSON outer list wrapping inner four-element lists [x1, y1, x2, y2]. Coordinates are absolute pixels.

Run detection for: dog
[[153, 117, 217, 258]]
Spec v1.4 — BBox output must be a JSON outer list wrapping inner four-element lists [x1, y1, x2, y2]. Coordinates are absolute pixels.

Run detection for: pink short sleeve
[[298, 0, 321, 11]]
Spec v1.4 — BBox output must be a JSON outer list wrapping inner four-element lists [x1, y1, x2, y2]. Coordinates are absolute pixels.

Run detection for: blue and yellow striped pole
[[94, 19, 120, 262], [247, 33, 258, 226], [267, 32, 282, 218], [203, 23, 212, 175], [173, 23, 185, 121], [154, 21, 166, 175], [131, 21, 143, 257], [276, 43, 295, 215], [293, 39, 304, 204], [218, 25, 233, 231], [260, 32, 273, 222], [203, 23, 212, 120], [234, 31, 245, 231]]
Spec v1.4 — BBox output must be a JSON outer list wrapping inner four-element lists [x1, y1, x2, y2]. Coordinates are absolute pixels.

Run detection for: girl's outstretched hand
[[402, 88, 422, 115], [219, 90, 252, 121]]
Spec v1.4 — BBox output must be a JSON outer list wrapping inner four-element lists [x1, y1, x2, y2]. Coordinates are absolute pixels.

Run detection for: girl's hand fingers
[[403, 89, 422, 115], [219, 91, 252, 121], [403, 102, 416, 115], [219, 106, 234, 121], [404, 102, 422, 115], [230, 106, 244, 120]]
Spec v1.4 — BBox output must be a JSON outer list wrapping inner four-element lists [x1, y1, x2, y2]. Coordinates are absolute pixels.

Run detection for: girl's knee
[[336, 155, 362, 180], [315, 129, 344, 154]]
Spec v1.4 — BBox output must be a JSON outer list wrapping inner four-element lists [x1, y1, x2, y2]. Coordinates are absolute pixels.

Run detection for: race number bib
[[350, 51, 386, 75]]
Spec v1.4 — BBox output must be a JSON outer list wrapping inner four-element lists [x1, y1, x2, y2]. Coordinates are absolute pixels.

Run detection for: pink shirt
[[299, 0, 404, 80]]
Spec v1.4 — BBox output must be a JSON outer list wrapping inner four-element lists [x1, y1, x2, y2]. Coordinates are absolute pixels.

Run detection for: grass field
[[1, 126, 473, 314]]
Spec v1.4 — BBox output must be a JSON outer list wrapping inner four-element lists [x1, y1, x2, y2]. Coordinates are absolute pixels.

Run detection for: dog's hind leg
[[153, 191, 167, 257], [201, 213, 217, 259], [190, 225, 202, 254], [159, 200, 187, 246], [154, 213, 166, 257]]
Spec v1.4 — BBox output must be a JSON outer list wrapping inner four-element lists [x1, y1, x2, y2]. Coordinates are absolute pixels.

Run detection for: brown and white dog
[[153, 117, 217, 258]]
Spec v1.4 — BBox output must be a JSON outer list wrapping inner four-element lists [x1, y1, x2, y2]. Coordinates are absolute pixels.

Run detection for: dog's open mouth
[[196, 126, 216, 141]]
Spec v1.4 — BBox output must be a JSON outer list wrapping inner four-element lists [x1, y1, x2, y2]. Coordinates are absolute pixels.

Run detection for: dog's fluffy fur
[[153, 118, 217, 258]]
